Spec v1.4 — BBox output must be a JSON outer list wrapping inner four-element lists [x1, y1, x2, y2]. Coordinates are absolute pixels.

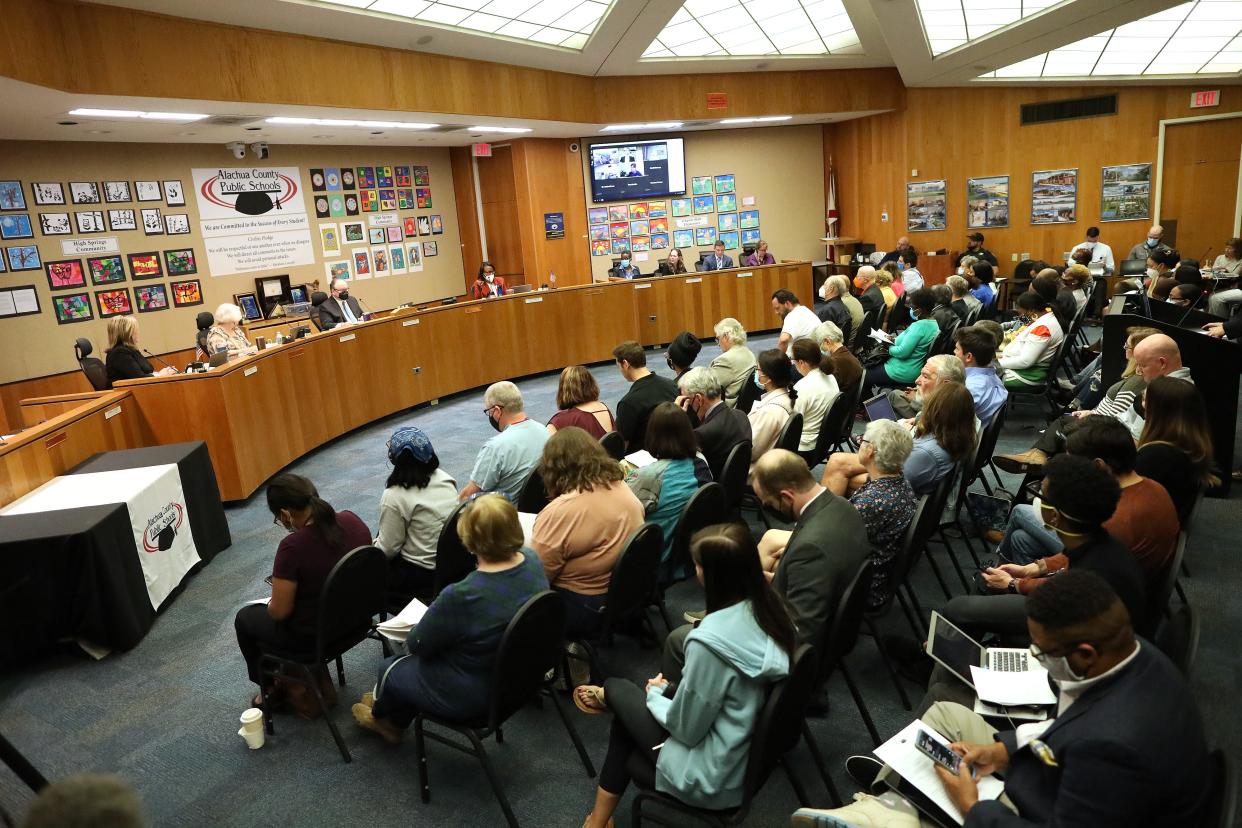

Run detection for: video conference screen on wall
[[588, 138, 686, 203]]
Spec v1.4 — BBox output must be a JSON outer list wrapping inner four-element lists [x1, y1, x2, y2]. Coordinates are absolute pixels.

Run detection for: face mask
[[1032, 647, 1086, 683], [1168, 298, 1184, 306], [487, 407, 501, 432], [485, 273, 494, 283], [1146, 237, 1159, 248], [910, 309, 919, 320], [1085, 241, 1096, 249], [1146, 268, 1158, 280], [897, 261, 906, 271], [818, 282, 829, 300], [1033, 496, 1088, 537], [338, 290, 350, 301], [754, 372, 766, 390], [621, 259, 631, 268]]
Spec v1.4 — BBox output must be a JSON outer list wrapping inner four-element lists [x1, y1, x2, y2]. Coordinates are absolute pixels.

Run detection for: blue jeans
[[998, 504, 1062, 565]]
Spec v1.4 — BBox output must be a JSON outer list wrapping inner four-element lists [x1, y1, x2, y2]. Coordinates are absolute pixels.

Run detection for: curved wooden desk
[[12, 262, 809, 503]]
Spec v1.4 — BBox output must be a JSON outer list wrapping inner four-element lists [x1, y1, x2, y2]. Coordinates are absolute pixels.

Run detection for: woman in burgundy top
[[234, 473, 371, 708], [547, 365, 614, 439]]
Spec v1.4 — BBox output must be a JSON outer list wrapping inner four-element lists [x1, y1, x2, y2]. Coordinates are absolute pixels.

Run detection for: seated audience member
[[657, 247, 688, 276], [1060, 263, 1091, 310], [469, 261, 507, 298], [743, 238, 775, 266], [968, 261, 996, 308], [460, 381, 548, 503], [873, 267, 899, 311], [665, 330, 701, 380], [1070, 225, 1116, 275], [849, 419, 916, 609], [953, 326, 1008, 424], [898, 249, 923, 293], [956, 231, 998, 267], [928, 284, 958, 332], [1147, 248, 1181, 299], [207, 302, 254, 354], [21, 774, 147, 828], [376, 427, 458, 604], [1167, 282, 1203, 309], [573, 523, 795, 828], [823, 383, 974, 497], [609, 252, 641, 281], [957, 454, 1148, 641], [1206, 237, 1242, 316], [886, 353, 964, 421], [947, 274, 980, 320], [862, 288, 939, 391], [352, 495, 546, 742], [1128, 223, 1170, 261], [613, 340, 679, 452], [878, 235, 914, 266], [815, 320, 863, 398], [1211, 236, 1242, 274], [677, 367, 752, 479], [1031, 268, 1075, 331], [531, 427, 644, 638], [625, 402, 713, 581], [815, 274, 855, 342], [1137, 376, 1219, 520], [701, 240, 733, 271], [795, 570, 1211, 828], [746, 349, 795, 468], [104, 315, 177, 384], [773, 288, 821, 356], [708, 317, 757, 408], [974, 318, 1005, 355], [547, 365, 614, 439], [235, 474, 371, 709], [994, 417, 1178, 586], [997, 291, 1064, 390], [316, 279, 364, 330], [791, 338, 841, 465], [855, 266, 885, 315]]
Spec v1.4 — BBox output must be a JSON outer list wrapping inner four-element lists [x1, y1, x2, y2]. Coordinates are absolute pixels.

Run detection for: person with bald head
[[878, 235, 913, 266], [1127, 224, 1170, 262], [317, 277, 364, 330], [816, 274, 855, 343], [855, 265, 886, 315]]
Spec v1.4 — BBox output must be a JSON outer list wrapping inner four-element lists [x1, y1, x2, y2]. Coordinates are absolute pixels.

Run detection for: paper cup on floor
[[239, 708, 264, 732], [238, 726, 265, 750]]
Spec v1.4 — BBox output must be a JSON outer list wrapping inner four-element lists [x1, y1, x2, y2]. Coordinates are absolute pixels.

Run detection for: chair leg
[[414, 716, 431, 804], [302, 665, 351, 763], [545, 688, 597, 778], [800, 722, 844, 807], [903, 582, 928, 635], [781, 756, 812, 807], [895, 590, 920, 639], [467, 730, 520, 828], [922, 548, 954, 600], [936, 530, 972, 593], [840, 660, 885, 744], [335, 655, 345, 687], [862, 619, 911, 712], [1175, 579, 1188, 605]]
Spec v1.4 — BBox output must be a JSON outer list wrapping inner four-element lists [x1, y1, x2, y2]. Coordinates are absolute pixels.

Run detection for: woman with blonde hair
[[547, 365, 614, 438], [873, 267, 899, 312], [104, 315, 177, 384], [206, 302, 253, 357], [743, 239, 775, 267], [880, 260, 904, 298]]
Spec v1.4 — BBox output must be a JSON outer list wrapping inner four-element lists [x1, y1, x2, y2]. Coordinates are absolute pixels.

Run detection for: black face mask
[[338, 290, 350, 301], [487, 408, 501, 432]]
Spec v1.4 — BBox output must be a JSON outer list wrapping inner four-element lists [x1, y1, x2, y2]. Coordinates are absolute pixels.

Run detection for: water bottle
[[549, 270, 557, 289]]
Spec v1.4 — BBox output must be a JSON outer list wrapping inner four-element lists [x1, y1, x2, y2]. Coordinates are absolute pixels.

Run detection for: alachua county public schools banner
[[191, 166, 316, 276]]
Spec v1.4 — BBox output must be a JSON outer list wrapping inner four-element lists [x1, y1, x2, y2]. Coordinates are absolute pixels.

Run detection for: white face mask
[[1146, 268, 1158, 280], [818, 282, 829, 300], [485, 273, 494, 282], [1032, 646, 1085, 683]]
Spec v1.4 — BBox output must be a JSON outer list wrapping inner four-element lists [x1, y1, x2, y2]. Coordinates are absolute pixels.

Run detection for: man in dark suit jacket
[[855, 265, 886, 315], [676, 366, 751, 479], [701, 241, 734, 271], [317, 277, 364, 330]]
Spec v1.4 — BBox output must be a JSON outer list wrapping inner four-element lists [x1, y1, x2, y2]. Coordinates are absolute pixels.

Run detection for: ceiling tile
[[641, 0, 862, 59]]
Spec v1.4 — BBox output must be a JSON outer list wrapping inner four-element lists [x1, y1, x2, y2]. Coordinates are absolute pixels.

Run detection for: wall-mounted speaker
[[568, 142, 580, 153]]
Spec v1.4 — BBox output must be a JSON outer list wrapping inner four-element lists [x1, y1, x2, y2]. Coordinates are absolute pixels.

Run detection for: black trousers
[[234, 603, 314, 685], [388, 557, 437, 607], [599, 678, 663, 796], [1032, 414, 1075, 455]]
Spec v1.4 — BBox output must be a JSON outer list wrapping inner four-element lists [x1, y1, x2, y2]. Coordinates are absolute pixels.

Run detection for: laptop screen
[[863, 393, 898, 421], [927, 612, 986, 688]]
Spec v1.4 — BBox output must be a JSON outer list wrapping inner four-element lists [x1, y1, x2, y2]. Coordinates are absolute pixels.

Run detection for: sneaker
[[683, 609, 706, 624], [360, 691, 375, 709], [791, 792, 922, 827], [993, 448, 1048, 475], [351, 704, 404, 745], [845, 755, 885, 792]]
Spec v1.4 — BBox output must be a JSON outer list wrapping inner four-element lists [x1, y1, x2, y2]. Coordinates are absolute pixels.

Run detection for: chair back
[[738, 644, 817, 803], [516, 469, 550, 514], [886, 293, 908, 332], [194, 311, 214, 359], [309, 291, 328, 331], [929, 317, 961, 357], [1148, 532, 1188, 623], [819, 558, 873, 682], [599, 431, 626, 461], [774, 411, 803, 453], [1206, 748, 1237, 828], [433, 501, 476, 596], [1154, 603, 1200, 679], [314, 545, 389, 661], [670, 482, 726, 578], [884, 496, 930, 602], [809, 391, 853, 467], [951, 435, 983, 515], [922, 463, 958, 530], [963, 302, 983, 326], [718, 442, 752, 513], [486, 591, 567, 727], [599, 523, 664, 637], [74, 338, 110, 391], [734, 368, 761, 413], [973, 403, 1006, 477], [852, 306, 881, 350]]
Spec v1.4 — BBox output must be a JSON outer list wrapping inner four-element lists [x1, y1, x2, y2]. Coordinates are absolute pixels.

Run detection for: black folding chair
[[600, 430, 626, 461], [515, 469, 550, 514], [718, 441, 752, 515], [1148, 531, 1188, 624], [257, 545, 389, 762], [734, 368, 761, 413], [867, 496, 930, 640], [655, 483, 726, 628], [803, 391, 855, 470], [1006, 315, 1080, 419], [414, 591, 595, 828], [433, 501, 475, 597], [921, 465, 969, 599], [775, 411, 804, 453], [1154, 603, 1200, 679]]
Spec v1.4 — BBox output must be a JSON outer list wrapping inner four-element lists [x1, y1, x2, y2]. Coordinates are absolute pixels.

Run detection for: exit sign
[[706, 92, 728, 110], [472, 143, 492, 157], [1191, 90, 1220, 108]]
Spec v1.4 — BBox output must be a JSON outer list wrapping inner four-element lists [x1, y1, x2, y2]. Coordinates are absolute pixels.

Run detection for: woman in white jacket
[[997, 291, 1064, 389], [747, 349, 795, 471]]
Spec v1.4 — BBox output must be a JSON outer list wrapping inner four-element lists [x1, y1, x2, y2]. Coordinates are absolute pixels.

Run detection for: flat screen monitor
[[588, 138, 686, 203]]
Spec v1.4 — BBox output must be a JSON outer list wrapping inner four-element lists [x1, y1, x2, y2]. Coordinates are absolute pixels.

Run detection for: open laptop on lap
[[926, 611, 1049, 721], [863, 392, 898, 421]]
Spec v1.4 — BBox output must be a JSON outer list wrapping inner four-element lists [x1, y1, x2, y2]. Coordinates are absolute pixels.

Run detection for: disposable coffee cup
[[256, 336, 267, 350], [240, 708, 263, 732], [238, 726, 265, 750]]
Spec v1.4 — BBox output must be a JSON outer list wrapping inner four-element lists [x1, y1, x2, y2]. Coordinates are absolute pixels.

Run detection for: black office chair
[[774, 411, 804, 453], [718, 441, 752, 515], [413, 591, 596, 828], [599, 430, 626, 461], [74, 338, 109, 391], [1207, 748, 1237, 828], [256, 545, 389, 762], [433, 502, 475, 597], [194, 311, 214, 359], [515, 470, 550, 514], [733, 368, 761, 413], [309, 291, 329, 331]]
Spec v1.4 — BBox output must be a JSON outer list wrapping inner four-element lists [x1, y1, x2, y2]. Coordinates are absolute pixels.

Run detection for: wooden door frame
[[1154, 111, 1242, 237]]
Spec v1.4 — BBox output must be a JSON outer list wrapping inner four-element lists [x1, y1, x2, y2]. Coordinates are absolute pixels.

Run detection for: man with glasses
[[792, 569, 1211, 828], [458, 381, 547, 503]]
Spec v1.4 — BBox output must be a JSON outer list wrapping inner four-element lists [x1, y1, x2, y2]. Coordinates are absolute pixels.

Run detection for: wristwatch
[[1007, 579, 1019, 594]]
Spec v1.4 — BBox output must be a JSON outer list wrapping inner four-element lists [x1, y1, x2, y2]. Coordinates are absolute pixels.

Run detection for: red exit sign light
[[1191, 90, 1219, 108]]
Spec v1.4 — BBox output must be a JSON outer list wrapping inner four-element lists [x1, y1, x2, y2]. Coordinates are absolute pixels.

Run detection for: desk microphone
[[1199, 246, 1212, 268], [143, 348, 176, 371], [1174, 290, 1205, 327]]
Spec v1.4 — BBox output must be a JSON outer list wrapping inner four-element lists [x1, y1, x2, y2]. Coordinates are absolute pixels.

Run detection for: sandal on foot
[[573, 685, 608, 715]]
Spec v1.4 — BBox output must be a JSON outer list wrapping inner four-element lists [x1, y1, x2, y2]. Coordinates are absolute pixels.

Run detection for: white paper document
[[868, 328, 893, 344], [518, 511, 539, 546], [970, 665, 1056, 706], [624, 449, 657, 468], [377, 598, 430, 641], [875, 719, 1005, 826]]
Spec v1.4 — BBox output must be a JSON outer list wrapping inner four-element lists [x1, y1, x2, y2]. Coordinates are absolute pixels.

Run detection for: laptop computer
[[926, 612, 1048, 720], [510, 283, 534, 294], [863, 392, 898, 421], [208, 350, 230, 368]]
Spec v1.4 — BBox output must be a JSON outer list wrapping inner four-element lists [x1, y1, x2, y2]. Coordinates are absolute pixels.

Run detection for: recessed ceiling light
[[600, 122, 683, 132], [264, 116, 438, 129], [140, 112, 209, 121], [718, 116, 793, 125], [416, 35, 434, 45], [68, 108, 144, 118], [466, 126, 532, 133]]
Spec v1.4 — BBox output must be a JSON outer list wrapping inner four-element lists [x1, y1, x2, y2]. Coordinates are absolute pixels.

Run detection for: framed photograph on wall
[[95, 287, 132, 318], [30, 182, 64, 206], [69, 182, 101, 204], [906, 179, 948, 231], [6, 245, 41, 271], [108, 209, 137, 231], [289, 284, 309, 304], [0, 181, 26, 210], [103, 181, 132, 203], [422, 241, 438, 257], [88, 254, 126, 285], [967, 175, 1010, 229], [1031, 168, 1077, 224], [164, 214, 190, 235], [75, 211, 106, 233], [171, 279, 204, 307], [39, 212, 72, 235], [1100, 163, 1151, 222], [233, 291, 262, 321], [127, 251, 163, 280], [135, 180, 161, 202], [254, 274, 292, 318], [135, 283, 170, 313], [45, 259, 86, 291], [164, 248, 197, 276], [0, 214, 33, 239], [163, 180, 185, 206], [141, 208, 163, 235], [52, 292, 93, 324]]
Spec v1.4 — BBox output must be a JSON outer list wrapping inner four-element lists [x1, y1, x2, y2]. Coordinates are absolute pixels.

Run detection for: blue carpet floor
[[1, 331, 1239, 827]]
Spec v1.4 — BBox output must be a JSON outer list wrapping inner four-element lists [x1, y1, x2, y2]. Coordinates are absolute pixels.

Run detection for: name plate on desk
[[402, 319, 420, 327], [244, 367, 258, 377], [685, 278, 703, 284], [104, 405, 122, 420], [465, 307, 482, 314], [633, 283, 651, 290], [524, 296, 543, 304], [338, 333, 356, 342], [736, 272, 753, 279]]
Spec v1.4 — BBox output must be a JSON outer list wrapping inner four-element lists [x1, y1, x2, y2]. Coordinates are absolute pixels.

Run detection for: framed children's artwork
[[627, 202, 648, 221], [417, 215, 431, 236], [713, 174, 735, 194], [695, 227, 717, 247], [630, 219, 649, 237], [389, 244, 407, 274], [741, 228, 762, 246], [75, 211, 106, 234], [320, 223, 340, 255], [719, 230, 740, 250], [609, 222, 629, 240], [103, 181, 132, 203], [0, 214, 33, 239], [132, 284, 168, 313], [135, 180, 161, 202], [30, 182, 64, 206], [692, 195, 714, 215], [407, 242, 423, 271], [162, 180, 185, 206], [395, 166, 411, 187], [715, 193, 737, 213], [6, 245, 41, 271], [309, 169, 326, 192], [631, 235, 651, 252], [588, 207, 608, 225], [671, 198, 691, 217], [608, 204, 628, 223], [39, 212, 72, 235], [341, 168, 356, 189], [650, 233, 669, 250], [672, 229, 694, 249], [590, 239, 610, 256], [413, 165, 430, 186], [314, 195, 330, 219], [141, 208, 163, 235], [610, 238, 629, 255], [416, 188, 432, 209], [0, 181, 26, 210], [107, 209, 137, 231], [365, 227, 383, 245], [371, 246, 389, 276], [377, 166, 394, 188], [327, 259, 353, 283], [404, 217, 418, 237], [422, 241, 438, 257], [386, 225, 403, 243], [164, 248, 197, 276], [88, 255, 127, 285], [397, 189, 414, 210], [343, 221, 365, 244], [52, 292, 93, 324], [360, 190, 379, 212], [127, 251, 163, 280], [717, 212, 738, 232], [289, 284, 309, 304], [170, 279, 204, 307], [352, 249, 371, 278], [46, 258, 87, 290], [691, 176, 713, 196], [95, 287, 132, 318], [325, 168, 342, 190], [357, 167, 376, 189], [589, 225, 608, 242], [430, 214, 443, 234], [379, 189, 397, 211], [647, 201, 667, 219], [69, 182, 101, 204], [0, 285, 39, 318], [232, 291, 261, 320], [328, 194, 346, 217], [738, 209, 760, 229]]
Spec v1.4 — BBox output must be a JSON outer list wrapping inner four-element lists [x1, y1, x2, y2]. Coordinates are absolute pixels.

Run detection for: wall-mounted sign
[[61, 236, 119, 256], [544, 212, 565, 240], [1190, 90, 1219, 108], [706, 92, 728, 110], [472, 143, 492, 157], [191, 166, 314, 276]]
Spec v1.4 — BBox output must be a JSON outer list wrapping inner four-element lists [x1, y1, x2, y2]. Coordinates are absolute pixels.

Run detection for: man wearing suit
[[709, 317, 758, 408], [702, 240, 734, 271], [676, 367, 751, 479], [794, 570, 1212, 828], [317, 277, 364, 330]]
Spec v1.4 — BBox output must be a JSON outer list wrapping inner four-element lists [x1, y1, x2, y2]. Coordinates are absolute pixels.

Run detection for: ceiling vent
[[1021, 94, 1117, 126], [200, 115, 263, 127], [429, 124, 470, 133]]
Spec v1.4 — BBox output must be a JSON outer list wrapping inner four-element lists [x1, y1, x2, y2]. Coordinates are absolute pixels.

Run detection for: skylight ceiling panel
[[415, 3, 472, 25], [557, 1, 607, 32], [369, 0, 431, 15], [459, 11, 507, 32]]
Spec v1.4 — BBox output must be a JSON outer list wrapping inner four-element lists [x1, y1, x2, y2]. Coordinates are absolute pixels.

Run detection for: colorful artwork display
[[608, 204, 628, 222], [672, 229, 694, 249], [715, 193, 736, 213], [591, 239, 611, 256], [46, 259, 86, 290], [0, 214, 33, 239], [164, 248, 197, 276], [738, 210, 760, 229], [630, 220, 649, 237], [127, 252, 163, 280], [967, 175, 1009, 229], [588, 207, 608, 225], [1031, 168, 1077, 224], [88, 255, 126, 285], [741, 228, 762, 246], [650, 233, 669, 250], [691, 177, 713, 196], [647, 201, 667, 219], [171, 279, 204, 307], [6, 245, 40, 270], [95, 288, 132, 318], [53, 292, 92, 324], [907, 179, 948, 232], [0, 180, 27, 210], [671, 198, 691, 217], [695, 227, 717, 246], [719, 230, 740, 250], [135, 284, 169, 312], [713, 174, 735, 194], [693, 196, 714, 215], [717, 213, 738, 232], [1100, 163, 1151, 222]]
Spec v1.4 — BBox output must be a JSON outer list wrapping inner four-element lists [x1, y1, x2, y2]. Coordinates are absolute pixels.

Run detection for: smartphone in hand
[[915, 729, 976, 779]]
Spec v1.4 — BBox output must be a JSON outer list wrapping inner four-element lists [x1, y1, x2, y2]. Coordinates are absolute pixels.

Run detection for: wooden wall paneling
[[476, 147, 525, 282], [1, 371, 91, 435], [1158, 117, 1242, 259], [511, 139, 592, 286], [19, 391, 106, 428], [450, 147, 485, 293]]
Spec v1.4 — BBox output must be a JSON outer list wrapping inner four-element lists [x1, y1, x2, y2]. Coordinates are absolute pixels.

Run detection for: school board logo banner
[[143, 501, 185, 553], [191, 166, 315, 275]]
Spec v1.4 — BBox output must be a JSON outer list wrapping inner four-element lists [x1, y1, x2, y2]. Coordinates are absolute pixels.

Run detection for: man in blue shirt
[[954, 326, 1008, 426], [459, 381, 548, 503], [611, 254, 641, 280]]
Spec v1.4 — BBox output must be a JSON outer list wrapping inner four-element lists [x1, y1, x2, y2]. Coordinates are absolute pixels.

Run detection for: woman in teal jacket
[[863, 287, 940, 389], [574, 523, 796, 827]]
